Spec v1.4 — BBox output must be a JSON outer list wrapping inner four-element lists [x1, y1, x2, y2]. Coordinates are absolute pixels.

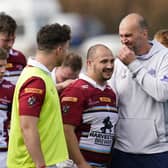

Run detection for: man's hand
[[62, 79, 75, 89], [56, 79, 75, 91], [118, 45, 136, 65]]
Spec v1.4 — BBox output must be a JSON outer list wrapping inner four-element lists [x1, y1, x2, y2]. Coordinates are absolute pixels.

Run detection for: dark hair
[[37, 23, 71, 51], [0, 48, 7, 60], [62, 52, 82, 72], [139, 16, 148, 30], [0, 12, 17, 35]]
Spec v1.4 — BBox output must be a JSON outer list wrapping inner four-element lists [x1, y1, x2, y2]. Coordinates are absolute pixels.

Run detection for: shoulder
[[61, 79, 89, 97], [21, 76, 46, 91], [8, 49, 27, 65], [9, 48, 26, 57]]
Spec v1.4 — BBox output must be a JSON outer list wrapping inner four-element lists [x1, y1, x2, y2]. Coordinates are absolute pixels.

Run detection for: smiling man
[[60, 44, 118, 168], [109, 13, 168, 168]]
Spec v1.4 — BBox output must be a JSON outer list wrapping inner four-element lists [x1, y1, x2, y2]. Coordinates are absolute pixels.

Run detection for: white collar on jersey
[[27, 57, 51, 76], [79, 73, 107, 91]]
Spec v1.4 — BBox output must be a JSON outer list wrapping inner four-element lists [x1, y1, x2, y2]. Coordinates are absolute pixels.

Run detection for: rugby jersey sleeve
[[60, 85, 85, 126], [19, 77, 46, 117]]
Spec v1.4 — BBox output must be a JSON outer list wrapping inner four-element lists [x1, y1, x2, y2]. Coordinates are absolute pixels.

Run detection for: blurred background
[[0, 0, 167, 58]]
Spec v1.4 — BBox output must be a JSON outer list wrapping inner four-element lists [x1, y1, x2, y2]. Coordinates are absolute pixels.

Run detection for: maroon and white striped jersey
[[4, 48, 27, 84], [60, 76, 118, 167], [0, 79, 15, 151]]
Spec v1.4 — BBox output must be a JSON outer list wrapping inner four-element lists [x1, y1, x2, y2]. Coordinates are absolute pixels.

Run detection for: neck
[[55, 66, 61, 83], [136, 42, 152, 56], [86, 73, 106, 87], [35, 51, 55, 71]]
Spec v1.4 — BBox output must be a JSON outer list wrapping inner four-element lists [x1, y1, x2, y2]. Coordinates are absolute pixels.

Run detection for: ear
[[87, 59, 92, 66], [52, 46, 62, 56], [143, 29, 148, 38], [55, 46, 62, 54]]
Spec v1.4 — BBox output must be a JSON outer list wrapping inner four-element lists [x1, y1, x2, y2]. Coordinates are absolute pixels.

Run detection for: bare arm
[[64, 124, 91, 168], [20, 116, 45, 168]]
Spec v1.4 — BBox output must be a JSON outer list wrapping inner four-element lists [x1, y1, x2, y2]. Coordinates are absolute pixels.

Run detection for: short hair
[[154, 29, 168, 47], [37, 23, 71, 51], [87, 44, 111, 60], [62, 52, 82, 72], [0, 12, 17, 35], [138, 16, 148, 30], [0, 48, 7, 60]]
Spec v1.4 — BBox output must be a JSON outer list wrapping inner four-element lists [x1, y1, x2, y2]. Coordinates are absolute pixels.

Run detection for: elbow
[[153, 92, 168, 102]]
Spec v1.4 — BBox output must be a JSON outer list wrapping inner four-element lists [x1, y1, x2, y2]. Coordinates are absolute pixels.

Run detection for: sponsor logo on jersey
[[16, 65, 24, 70], [6, 63, 13, 68], [2, 84, 13, 89], [81, 84, 89, 89], [99, 97, 111, 103], [0, 98, 11, 103], [61, 97, 78, 102], [24, 88, 43, 94]]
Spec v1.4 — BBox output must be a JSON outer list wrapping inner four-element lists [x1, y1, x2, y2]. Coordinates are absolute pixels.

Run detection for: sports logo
[[27, 96, 36, 106], [62, 105, 70, 113], [99, 97, 111, 103], [24, 88, 43, 94], [61, 97, 78, 102]]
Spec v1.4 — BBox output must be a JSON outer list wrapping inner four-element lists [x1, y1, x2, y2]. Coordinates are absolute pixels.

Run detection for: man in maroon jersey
[[0, 48, 15, 168], [60, 44, 118, 168], [0, 12, 27, 84], [51, 52, 82, 93]]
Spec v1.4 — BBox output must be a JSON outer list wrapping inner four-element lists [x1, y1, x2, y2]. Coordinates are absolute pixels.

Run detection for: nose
[[120, 37, 128, 44], [106, 62, 114, 70]]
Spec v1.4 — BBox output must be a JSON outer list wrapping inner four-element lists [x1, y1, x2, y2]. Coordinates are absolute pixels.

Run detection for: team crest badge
[[27, 96, 36, 106], [62, 105, 70, 113]]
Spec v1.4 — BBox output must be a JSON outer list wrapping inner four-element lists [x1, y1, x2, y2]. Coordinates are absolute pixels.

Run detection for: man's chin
[[103, 76, 111, 81]]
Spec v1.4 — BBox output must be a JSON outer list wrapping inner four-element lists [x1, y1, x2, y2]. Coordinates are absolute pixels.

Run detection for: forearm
[[20, 116, 45, 168], [64, 124, 91, 168], [56, 79, 75, 91], [56, 83, 64, 91], [128, 59, 168, 101]]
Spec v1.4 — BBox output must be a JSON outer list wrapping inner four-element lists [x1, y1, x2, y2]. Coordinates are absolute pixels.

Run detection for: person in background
[[109, 13, 168, 168], [0, 48, 15, 168], [60, 44, 118, 168], [7, 23, 77, 168], [154, 29, 168, 47], [51, 52, 82, 92], [0, 12, 27, 84]]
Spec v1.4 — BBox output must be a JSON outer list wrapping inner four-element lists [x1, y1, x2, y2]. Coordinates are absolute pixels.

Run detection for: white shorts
[[0, 151, 7, 168]]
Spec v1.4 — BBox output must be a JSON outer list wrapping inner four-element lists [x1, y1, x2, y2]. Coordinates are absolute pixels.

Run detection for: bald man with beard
[[109, 13, 168, 168], [61, 44, 118, 168]]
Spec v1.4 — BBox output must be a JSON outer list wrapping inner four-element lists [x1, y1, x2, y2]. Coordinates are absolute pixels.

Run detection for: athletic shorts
[[110, 148, 168, 168]]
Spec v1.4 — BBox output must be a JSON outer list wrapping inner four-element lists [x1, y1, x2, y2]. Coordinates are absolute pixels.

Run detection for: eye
[[101, 60, 108, 64]]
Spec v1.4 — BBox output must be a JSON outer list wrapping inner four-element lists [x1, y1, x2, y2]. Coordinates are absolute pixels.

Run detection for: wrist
[[40, 165, 46, 168]]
